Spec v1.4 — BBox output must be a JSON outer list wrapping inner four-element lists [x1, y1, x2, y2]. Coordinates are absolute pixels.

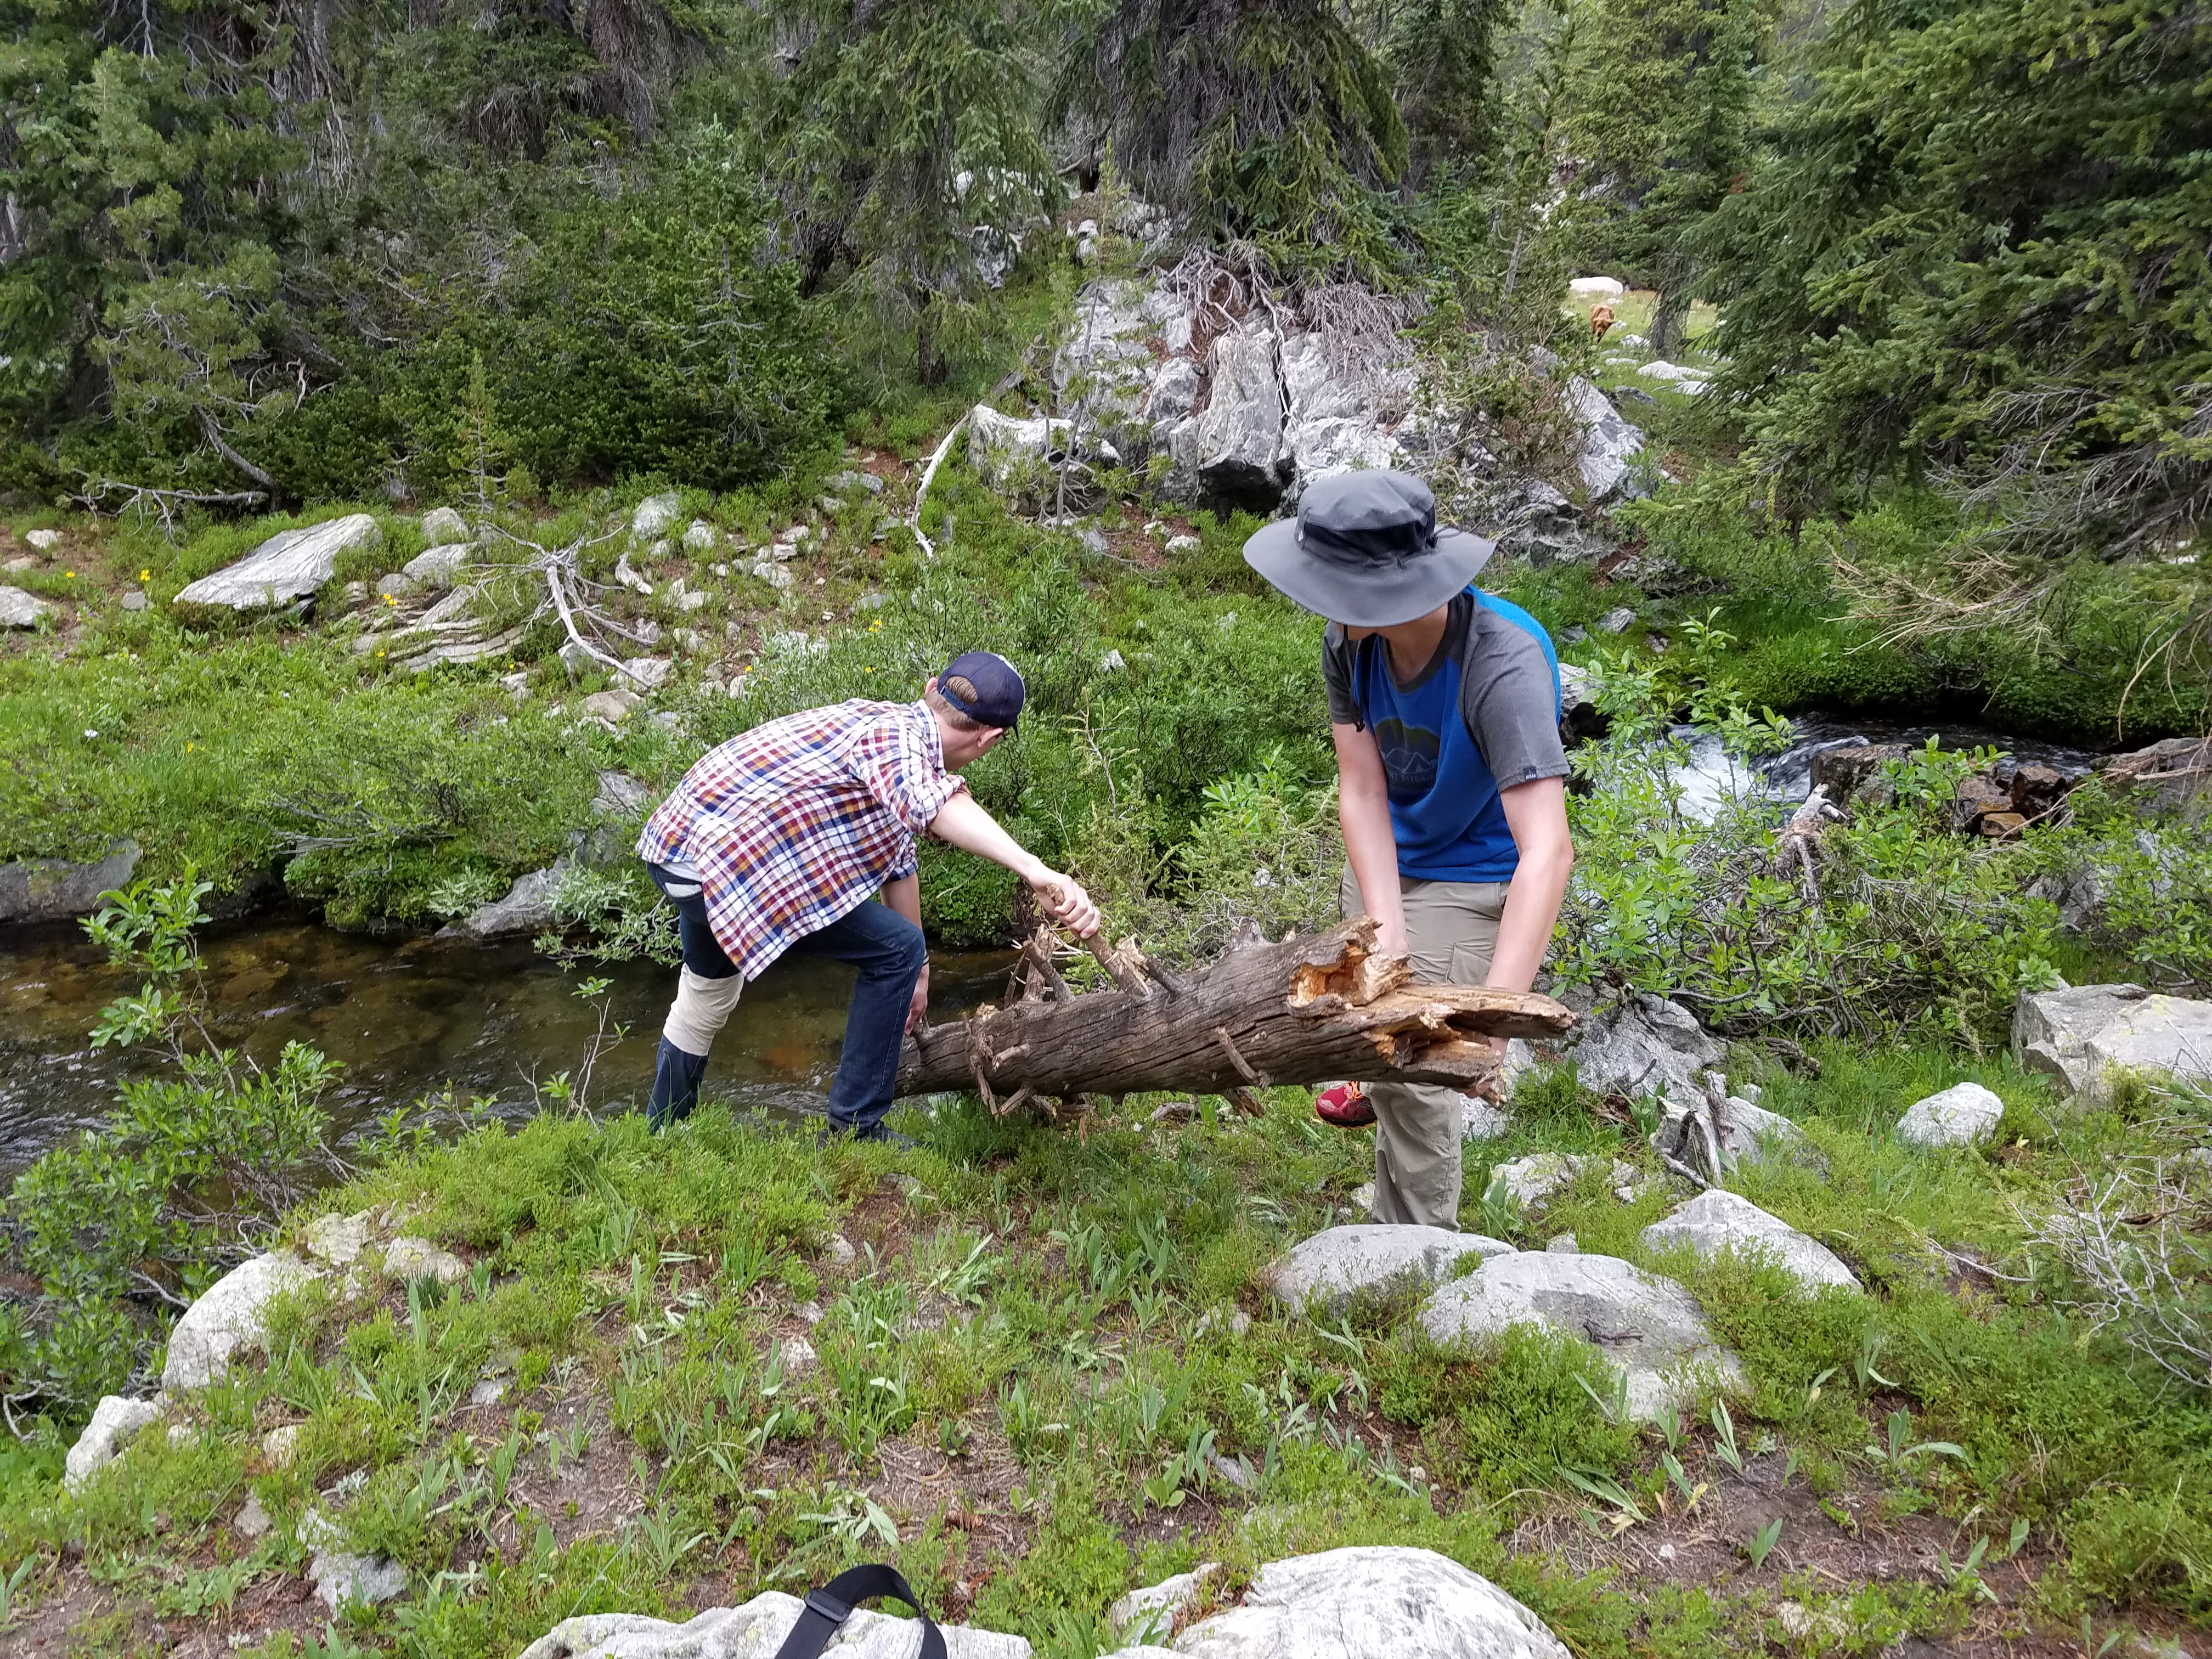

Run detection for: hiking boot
[[816, 1122, 919, 1151], [1314, 1080, 1375, 1128]]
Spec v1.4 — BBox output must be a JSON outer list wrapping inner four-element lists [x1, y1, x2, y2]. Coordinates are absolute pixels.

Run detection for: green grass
[[5, 1035, 2209, 1655]]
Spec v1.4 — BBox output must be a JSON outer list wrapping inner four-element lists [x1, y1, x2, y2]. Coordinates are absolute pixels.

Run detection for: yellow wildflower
[[139, 568, 151, 582]]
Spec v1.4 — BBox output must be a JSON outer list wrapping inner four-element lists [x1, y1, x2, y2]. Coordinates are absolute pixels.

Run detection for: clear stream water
[[1663, 715, 2100, 823], [0, 910, 1012, 1180]]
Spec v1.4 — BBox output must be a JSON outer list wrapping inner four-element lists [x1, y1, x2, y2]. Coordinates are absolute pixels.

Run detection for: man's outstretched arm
[[927, 791, 1103, 938]]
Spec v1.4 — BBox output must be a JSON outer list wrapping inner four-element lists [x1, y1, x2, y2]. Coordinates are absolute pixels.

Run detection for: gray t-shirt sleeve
[[1460, 608, 1570, 787], [1322, 624, 1362, 726]]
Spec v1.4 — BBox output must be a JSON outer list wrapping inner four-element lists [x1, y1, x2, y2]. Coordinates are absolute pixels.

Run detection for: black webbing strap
[[772, 1563, 946, 1659]]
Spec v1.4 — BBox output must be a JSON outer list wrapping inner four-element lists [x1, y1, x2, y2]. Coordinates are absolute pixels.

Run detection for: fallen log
[[896, 916, 1576, 1107]]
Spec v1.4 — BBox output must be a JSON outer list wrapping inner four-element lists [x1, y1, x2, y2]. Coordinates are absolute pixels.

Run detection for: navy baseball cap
[[936, 650, 1025, 730]]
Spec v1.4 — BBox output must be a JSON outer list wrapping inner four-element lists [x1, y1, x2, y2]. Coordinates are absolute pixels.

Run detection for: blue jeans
[[645, 865, 925, 1135]]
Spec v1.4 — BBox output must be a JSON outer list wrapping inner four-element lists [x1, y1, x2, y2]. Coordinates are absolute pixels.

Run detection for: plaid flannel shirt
[[636, 699, 965, 979]]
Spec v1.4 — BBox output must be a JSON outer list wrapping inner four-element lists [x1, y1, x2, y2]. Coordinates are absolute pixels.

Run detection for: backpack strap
[[773, 1563, 946, 1659]]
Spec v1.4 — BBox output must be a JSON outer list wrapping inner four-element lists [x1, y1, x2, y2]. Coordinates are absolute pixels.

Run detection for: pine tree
[[769, 0, 1053, 386], [1565, 0, 1762, 354], [1385, 0, 1513, 193], [1697, 0, 2212, 554], [1056, 0, 1409, 272]]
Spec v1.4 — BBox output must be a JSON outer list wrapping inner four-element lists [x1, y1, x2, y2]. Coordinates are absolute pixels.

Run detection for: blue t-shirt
[[1322, 589, 1567, 882]]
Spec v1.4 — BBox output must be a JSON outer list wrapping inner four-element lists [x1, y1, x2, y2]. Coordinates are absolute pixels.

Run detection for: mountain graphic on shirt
[[1372, 716, 1441, 806]]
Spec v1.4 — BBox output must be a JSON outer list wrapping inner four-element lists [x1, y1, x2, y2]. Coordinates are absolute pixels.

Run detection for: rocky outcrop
[[0, 838, 140, 925], [162, 1252, 321, 1391], [2013, 981, 2212, 1106], [1035, 274, 1640, 518], [175, 514, 382, 609], [1640, 1190, 1861, 1294], [1419, 1252, 1741, 1419], [1099, 1546, 1570, 1659], [1177, 323, 1293, 509], [1566, 376, 1643, 500], [1266, 1224, 1513, 1315], [1564, 993, 1725, 1108], [2015, 983, 2150, 1094], [517, 1594, 1032, 1658], [1895, 1081, 2005, 1148], [969, 407, 1087, 487], [64, 1395, 165, 1493]]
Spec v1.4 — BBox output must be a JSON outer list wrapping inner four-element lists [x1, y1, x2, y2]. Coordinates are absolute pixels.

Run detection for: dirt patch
[[1506, 1450, 2103, 1656]]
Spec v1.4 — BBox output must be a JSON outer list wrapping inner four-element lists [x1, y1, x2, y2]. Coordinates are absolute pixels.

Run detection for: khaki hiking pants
[[1339, 866, 1508, 1231]]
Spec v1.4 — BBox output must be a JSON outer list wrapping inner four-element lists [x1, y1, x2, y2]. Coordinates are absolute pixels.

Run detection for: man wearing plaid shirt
[[635, 650, 1101, 1142]]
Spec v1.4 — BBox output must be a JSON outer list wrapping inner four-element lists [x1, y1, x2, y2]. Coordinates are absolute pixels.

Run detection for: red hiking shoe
[[1314, 1081, 1375, 1128]]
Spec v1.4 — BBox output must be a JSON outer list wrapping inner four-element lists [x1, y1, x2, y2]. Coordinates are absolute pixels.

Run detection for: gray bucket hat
[[1242, 470, 1494, 627]]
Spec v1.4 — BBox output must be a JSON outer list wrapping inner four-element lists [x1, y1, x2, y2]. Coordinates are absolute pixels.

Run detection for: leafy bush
[[1555, 626, 2064, 1043], [1, 879, 344, 1413]]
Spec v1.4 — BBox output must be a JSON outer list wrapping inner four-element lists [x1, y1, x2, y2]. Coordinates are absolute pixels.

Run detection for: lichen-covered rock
[[298, 1511, 407, 1612], [438, 865, 565, 942], [403, 543, 472, 588], [1419, 1252, 1742, 1420], [384, 1235, 467, 1284], [1652, 1094, 1809, 1176], [163, 1252, 321, 1391], [0, 584, 54, 628], [176, 514, 381, 609], [1640, 1190, 1861, 1293], [1105, 1546, 1569, 1659], [302, 1210, 374, 1268], [2081, 995, 2212, 1107], [0, 838, 140, 925], [2097, 736, 2211, 819], [1895, 1082, 2005, 1149], [1487, 1153, 1637, 1210], [1567, 377, 1644, 501], [516, 1593, 1032, 1658], [631, 494, 682, 539], [1566, 992, 1724, 1108], [1182, 324, 1289, 509], [1266, 1225, 1514, 1316], [1108, 1563, 1221, 1645], [64, 1396, 165, 1493], [419, 506, 471, 544], [969, 405, 1079, 485], [2013, 983, 2149, 1095]]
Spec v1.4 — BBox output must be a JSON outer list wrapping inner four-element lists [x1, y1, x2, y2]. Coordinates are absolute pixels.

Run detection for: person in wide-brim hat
[[1244, 470, 1577, 1230]]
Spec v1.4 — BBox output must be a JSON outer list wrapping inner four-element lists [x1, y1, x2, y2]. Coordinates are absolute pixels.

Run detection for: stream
[[1663, 715, 2101, 822], [0, 910, 1011, 1181]]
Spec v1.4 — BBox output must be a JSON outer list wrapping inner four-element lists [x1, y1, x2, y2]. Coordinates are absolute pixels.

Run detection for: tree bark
[[896, 916, 1575, 1106]]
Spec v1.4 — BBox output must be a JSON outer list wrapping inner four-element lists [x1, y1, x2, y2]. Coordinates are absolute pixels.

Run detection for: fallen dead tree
[[896, 916, 1574, 1116]]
